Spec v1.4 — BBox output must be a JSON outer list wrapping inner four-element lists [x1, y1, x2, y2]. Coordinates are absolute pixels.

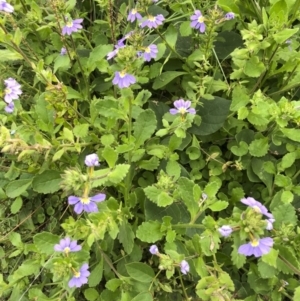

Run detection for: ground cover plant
[[1, 0, 300, 300]]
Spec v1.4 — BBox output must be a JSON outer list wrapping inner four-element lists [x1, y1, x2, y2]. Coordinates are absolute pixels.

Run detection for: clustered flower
[[169, 99, 196, 115], [218, 197, 275, 258], [3, 78, 22, 113], [0, 0, 14, 13], [54, 238, 90, 288], [62, 18, 83, 36]]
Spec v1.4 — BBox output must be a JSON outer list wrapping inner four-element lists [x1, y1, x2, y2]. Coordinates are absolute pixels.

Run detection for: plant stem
[[173, 223, 205, 229], [179, 271, 189, 301]]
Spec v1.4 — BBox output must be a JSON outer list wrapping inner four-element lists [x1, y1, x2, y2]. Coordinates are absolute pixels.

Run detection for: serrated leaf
[[144, 186, 161, 204], [102, 146, 118, 168], [157, 191, 173, 207], [262, 248, 278, 268], [118, 221, 135, 254], [273, 203, 297, 226], [133, 109, 157, 148], [257, 261, 276, 278], [73, 124, 89, 138], [108, 164, 130, 184], [126, 262, 155, 283], [248, 138, 269, 157], [280, 128, 300, 142], [277, 245, 300, 274], [32, 170, 62, 194], [52, 149, 65, 162], [136, 221, 164, 243], [33, 232, 60, 255]]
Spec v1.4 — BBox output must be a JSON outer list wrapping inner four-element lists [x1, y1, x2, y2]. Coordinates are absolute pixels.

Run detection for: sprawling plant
[[1, 0, 300, 300]]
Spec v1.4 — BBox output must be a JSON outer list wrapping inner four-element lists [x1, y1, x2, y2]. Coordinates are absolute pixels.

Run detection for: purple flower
[[62, 18, 83, 36], [107, 44, 125, 60], [180, 260, 190, 274], [218, 225, 233, 237], [169, 99, 196, 115], [68, 263, 90, 288], [4, 78, 22, 103], [68, 193, 106, 214], [152, 0, 158, 2], [4, 102, 14, 113], [127, 8, 142, 22], [238, 237, 273, 257], [140, 14, 165, 29], [112, 71, 136, 88], [85, 153, 100, 167], [225, 12, 235, 20], [202, 193, 208, 201], [142, 44, 158, 62], [241, 197, 269, 217], [149, 244, 159, 255], [117, 31, 134, 46], [190, 10, 206, 33], [60, 47, 67, 55], [54, 237, 82, 254], [0, 0, 14, 13], [266, 214, 275, 230]]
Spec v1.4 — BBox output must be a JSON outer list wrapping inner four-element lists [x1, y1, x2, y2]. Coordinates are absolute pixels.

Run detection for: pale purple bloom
[[152, 0, 158, 2], [266, 214, 275, 230], [85, 153, 100, 167], [4, 102, 14, 113], [169, 99, 196, 115], [225, 12, 235, 20], [241, 197, 269, 217], [180, 260, 190, 274], [60, 47, 67, 55], [149, 244, 159, 255], [140, 14, 165, 29], [218, 225, 233, 237], [4, 78, 22, 103], [142, 44, 158, 62], [54, 237, 82, 253], [190, 10, 206, 33], [68, 263, 90, 288], [62, 18, 83, 36], [112, 71, 136, 88], [0, 0, 14, 13], [127, 8, 142, 22], [202, 193, 207, 201], [107, 44, 125, 60], [238, 237, 273, 257], [68, 193, 106, 214], [117, 31, 134, 46]]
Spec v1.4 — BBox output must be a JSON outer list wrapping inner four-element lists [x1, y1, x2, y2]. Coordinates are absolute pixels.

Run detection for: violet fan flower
[[238, 237, 273, 257], [4, 78, 22, 103], [68, 263, 90, 288], [127, 8, 142, 23], [107, 44, 125, 60], [117, 31, 134, 46], [60, 47, 67, 55], [218, 225, 233, 237], [112, 71, 136, 89], [180, 260, 190, 275], [225, 12, 235, 20], [54, 237, 82, 254], [190, 10, 206, 33], [241, 197, 270, 217], [0, 0, 14, 13], [149, 245, 159, 255], [62, 18, 83, 36], [140, 14, 165, 29], [169, 99, 196, 115], [266, 214, 275, 230], [4, 102, 14, 113], [142, 44, 158, 62], [68, 193, 106, 214], [85, 153, 100, 167]]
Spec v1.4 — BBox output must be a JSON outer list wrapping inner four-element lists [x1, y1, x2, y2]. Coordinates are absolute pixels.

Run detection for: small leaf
[[153, 71, 187, 90], [6, 179, 32, 198], [73, 124, 89, 138], [208, 201, 228, 211], [32, 170, 62, 194], [249, 138, 269, 157], [118, 221, 135, 254], [102, 146, 118, 168], [136, 221, 164, 243], [126, 262, 155, 283], [88, 258, 103, 287], [108, 164, 130, 184], [10, 197, 23, 214], [33, 232, 60, 255]]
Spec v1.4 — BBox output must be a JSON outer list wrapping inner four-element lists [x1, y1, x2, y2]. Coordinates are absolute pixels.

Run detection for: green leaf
[[0, 49, 23, 61], [73, 124, 89, 138], [244, 56, 266, 77], [248, 138, 269, 157], [294, 286, 300, 300], [280, 152, 296, 169], [273, 28, 298, 44], [133, 109, 157, 147], [153, 71, 187, 90], [6, 179, 32, 198], [274, 174, 292, 187], [139, 156, 160, 171], [118, 221, 135, 254], [108, 164, 130, 184], [166, 160, 181, 180], [10, 197, 23, 214], [9, 232, 23, 248], [204, 181, 221, 198], [257, 261, 276, 279], [10, 259, 40, 282], [277, 245, 300, 274], [32, 170, 62, 194], [106, 279, 123, 291], [126, 262, 155, 283], [230, 85, 250, 111], [33, 232, 60, 256], [144, 186, 161, 204], [189, 96, 231, 136], [231, 141, 248, 156], [84, 288, 99, 301], [273, 203, 297, 226], [208, 201, 228, 212], [157, 191, 173, 207], [54, 55, 70, 73], [88, 44, 113, 66], [165, 24, 178, 48], [262, 248, 278, 268], [280, 128, 300, 142], [63, 127, 74, 142], [180, 21, 192, 37], [131, 292, 153, 301], [102, 146, 118, 168], [88, 258, 103, 287], [217, 0, 239, 13], [136, 221, 164, 243]]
